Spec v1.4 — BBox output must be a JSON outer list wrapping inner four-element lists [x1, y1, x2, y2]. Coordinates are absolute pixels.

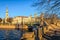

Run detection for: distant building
[[12, 16, 38, 24], [12, 16, 29, 24]]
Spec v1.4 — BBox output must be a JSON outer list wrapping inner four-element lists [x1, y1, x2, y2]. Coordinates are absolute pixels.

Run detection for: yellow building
[[12, 16, 29, 24], [12, 16, 37, 24]]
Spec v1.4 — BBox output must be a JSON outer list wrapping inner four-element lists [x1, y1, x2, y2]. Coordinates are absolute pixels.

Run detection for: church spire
[[6, 7, 9, 19], [5, 7, 9, 23]]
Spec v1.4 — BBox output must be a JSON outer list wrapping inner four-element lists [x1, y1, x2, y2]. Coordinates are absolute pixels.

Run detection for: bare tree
[[6, 18, 13, 24], [32, 0, 60, 16], [0, 18, 2, 23]]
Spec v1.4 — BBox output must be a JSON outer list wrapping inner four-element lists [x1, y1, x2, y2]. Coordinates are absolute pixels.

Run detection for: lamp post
[[30, 15, 32, 26], [21, 17, 23, 30], [39, 13, 44, 40], [34, 13, 44, 40], [34, 13, 37, 24]]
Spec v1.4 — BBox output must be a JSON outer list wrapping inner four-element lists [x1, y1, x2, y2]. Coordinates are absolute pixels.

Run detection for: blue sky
[[0, 0, 37, 18]]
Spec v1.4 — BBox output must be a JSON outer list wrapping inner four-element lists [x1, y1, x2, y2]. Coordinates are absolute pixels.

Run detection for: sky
[[0, 0, 37, 18]]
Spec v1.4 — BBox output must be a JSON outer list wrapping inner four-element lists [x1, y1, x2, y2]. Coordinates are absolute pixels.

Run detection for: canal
[[0, 30, 22, 40]]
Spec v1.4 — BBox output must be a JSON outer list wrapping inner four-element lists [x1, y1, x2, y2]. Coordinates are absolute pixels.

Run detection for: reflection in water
[[0, 30, 22, 40], [0, 30, 60, 40]]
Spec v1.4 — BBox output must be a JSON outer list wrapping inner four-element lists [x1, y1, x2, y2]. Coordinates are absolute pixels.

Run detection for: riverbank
[[0, 24, 15, 30]]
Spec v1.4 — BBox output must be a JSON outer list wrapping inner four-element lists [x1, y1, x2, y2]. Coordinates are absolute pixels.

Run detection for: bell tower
[[5, 7, 9, 23], [6, 7, 9, 19]]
